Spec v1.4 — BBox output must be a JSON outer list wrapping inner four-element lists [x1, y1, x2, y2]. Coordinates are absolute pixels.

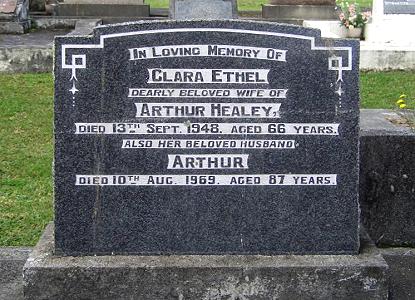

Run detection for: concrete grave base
[[56, 4, 150, 17], [0, 247, 31, 300], [0, 20, 30, 34], [24, 223, 389, 299]]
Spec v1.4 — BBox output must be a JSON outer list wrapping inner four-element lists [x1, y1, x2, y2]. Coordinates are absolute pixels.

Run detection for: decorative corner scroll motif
[[60, 27, 353, 101], [63, 54, 86, 99]]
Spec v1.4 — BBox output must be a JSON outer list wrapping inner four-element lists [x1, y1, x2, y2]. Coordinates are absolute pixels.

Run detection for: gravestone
[[24, 19, 391, 300], [269, 0, 335, 4], [52, 20, 360, 256], [384, 0, 415, 14], [169, 0, 237, 19], [365, 0, 415, 44], [262, 0, 338, 24], [0, 0, 30, 33]]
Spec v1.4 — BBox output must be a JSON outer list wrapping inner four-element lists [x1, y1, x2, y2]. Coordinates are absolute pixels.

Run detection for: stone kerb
[[23, 223, 389, 299], [55, 0, 150, 18]]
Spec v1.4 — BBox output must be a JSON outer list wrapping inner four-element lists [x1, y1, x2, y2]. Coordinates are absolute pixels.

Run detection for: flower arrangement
[[337, 1, 371, 29]]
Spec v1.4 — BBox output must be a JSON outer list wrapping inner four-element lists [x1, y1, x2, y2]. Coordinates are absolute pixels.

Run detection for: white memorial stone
[[365, 0, 415, 45]]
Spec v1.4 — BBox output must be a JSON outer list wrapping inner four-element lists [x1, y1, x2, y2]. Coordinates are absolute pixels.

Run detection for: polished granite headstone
[[54, 20, 360, 256], [384, 0, 415, 14]]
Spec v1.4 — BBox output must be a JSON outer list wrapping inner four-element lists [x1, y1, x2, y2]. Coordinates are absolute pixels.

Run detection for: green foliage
[[237, 0, 268, 11], [0, 74, 53, 246], [360, 71, 415, 109]]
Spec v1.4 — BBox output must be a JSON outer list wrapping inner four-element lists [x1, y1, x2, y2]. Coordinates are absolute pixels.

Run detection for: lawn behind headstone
[[0, 74, 53, 246], [0, 70, 413, 246]]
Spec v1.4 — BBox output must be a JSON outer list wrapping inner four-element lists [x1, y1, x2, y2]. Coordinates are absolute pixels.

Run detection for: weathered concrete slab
[[0, 21, 24, 33], [0, 29, 64, 73], [56, 3, 149, 17], [23, 223, 388, 299], [0, 20, 99, 73], [0, 247, 31, 300], [360, 109, 414, 135], [360, 42, 415, 71], [65, 19, 101, 36]]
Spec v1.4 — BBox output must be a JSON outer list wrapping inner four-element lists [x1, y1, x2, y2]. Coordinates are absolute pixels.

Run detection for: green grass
[[0, 70, 413, 246], [347, 0, 373, 9], [361, 71, 415, 109], [145, 0, 373, 10], [0, 74, 53, 246]]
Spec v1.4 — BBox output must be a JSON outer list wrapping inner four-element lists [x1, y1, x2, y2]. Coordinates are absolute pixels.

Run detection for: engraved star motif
[[69, 81, 79, 95], [336, 86, 344, 96]]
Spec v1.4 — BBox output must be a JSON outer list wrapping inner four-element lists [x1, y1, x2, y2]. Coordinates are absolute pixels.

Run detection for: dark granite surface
[[54, 20, 360, 255], [360, 132, 415, 247], [384, 0, 415, 14], [360, 110, 415, 247]]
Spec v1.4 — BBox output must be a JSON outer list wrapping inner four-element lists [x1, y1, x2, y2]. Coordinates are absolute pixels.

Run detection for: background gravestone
[[262, 0, 338, 24], [169, 0, 237, 19], [54, 20, 360, 256], [384, 0, 415, 14], [365, 0, 415, 44]]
